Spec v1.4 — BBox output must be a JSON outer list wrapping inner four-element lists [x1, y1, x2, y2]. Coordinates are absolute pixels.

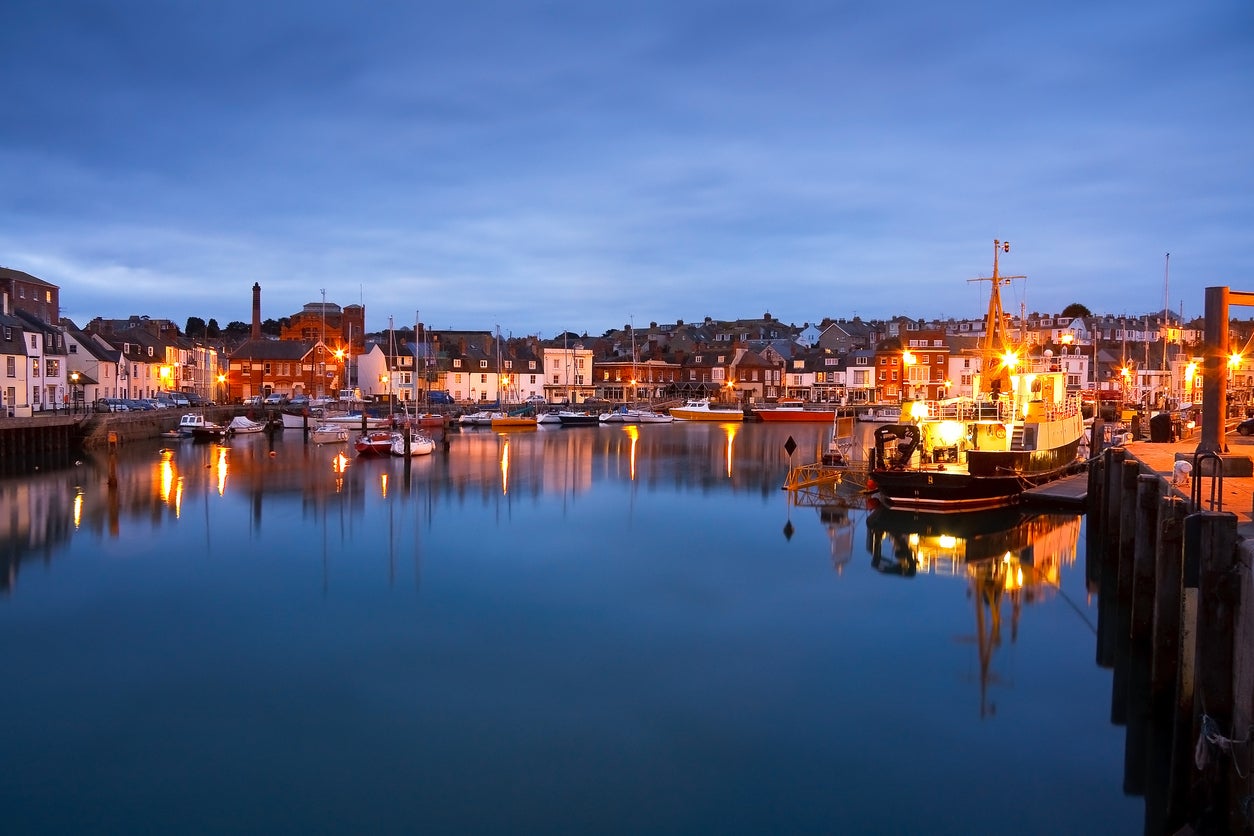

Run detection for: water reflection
[[865, 504, 1086, 717]]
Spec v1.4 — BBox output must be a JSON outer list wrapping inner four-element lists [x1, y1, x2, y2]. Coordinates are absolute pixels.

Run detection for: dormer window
[[479, 360, 488, 369]]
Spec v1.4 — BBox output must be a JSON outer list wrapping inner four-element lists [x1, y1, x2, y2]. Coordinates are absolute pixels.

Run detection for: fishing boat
[[752, 399, 839, 422], [177, 413, 216, 437], [867, 241, 1085, 512], [668, 399, 745, 421], [226, 416, 268, 435], [390, 430, 435, 456], [310, 424, 349, 444]]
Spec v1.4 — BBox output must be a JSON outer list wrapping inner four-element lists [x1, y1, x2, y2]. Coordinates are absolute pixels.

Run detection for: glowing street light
[[901, 350, 915, 404]]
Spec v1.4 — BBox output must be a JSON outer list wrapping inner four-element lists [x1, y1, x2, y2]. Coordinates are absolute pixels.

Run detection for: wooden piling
[[1110, 458, 1142, 725], [1192, 511, 1240, 833], [1123, 474, 1163, 794]]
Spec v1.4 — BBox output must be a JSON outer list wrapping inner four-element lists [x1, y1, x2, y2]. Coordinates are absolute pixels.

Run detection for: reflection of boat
[[311, 424, 349, 444], [669, 399, 744, 421], [390, 430, 435, 456], [865, 505, 1084, 717], [868, 242, 1084, 512], [227, 416, 268, 435], [754, 399, 839, 422]]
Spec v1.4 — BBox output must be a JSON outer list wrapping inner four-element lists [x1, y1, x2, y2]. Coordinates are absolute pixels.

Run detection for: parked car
[[524, 394, 547, 404], [185, 393, 209, 406], [1236, 417, 1254, 436], [96, 397, 129, 412], [242, 395, 261, 407], [263, 394, 285, 405], [164, 392, 191, 407], [289, 394, 311, 408]]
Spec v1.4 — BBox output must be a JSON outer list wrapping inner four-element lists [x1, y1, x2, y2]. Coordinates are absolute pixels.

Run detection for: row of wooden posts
[[1086, 446, 1252, 834]]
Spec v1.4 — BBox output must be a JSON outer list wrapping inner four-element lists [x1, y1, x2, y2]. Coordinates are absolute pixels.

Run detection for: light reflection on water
[[0, 422, 1139, 834]]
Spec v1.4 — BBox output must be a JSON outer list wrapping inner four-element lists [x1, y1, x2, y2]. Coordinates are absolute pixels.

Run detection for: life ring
[[994, 424, 1006, 439]]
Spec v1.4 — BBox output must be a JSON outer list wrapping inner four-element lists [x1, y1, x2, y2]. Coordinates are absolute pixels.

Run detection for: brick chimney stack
[[251, 282, 262, 340]]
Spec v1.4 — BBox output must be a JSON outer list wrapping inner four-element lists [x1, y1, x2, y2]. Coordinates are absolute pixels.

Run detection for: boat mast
[[971, 239, 1025, 396]]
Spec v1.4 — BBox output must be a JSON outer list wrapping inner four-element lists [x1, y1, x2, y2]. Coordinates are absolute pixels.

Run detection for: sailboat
[[867, 240, 1085, 512], [490, 326, 537, 429]]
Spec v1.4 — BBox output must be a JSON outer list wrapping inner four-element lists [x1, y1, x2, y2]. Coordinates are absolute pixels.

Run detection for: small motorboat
[[310, 424, 349, 444], [354, 430, 394, 456], [227, 416, 268, 435]]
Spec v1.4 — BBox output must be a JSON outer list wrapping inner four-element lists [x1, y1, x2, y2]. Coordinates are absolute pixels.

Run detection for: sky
[[2, 0, 1251, 337]]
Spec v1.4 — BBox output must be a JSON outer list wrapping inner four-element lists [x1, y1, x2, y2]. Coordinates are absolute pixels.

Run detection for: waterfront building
[[14, 310, 68, 411], [541, 339, 595, 403], [0, 308, 31, 417], [227, 338, 334, 402], [0, 266, 59, 325], [63, 321, 124, 402]]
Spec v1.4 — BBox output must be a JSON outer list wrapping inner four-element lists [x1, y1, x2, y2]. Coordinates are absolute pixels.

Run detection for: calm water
[[1, 421, 1139, 834]]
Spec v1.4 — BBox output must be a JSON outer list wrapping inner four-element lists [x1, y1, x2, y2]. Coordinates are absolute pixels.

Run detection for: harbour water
[[1, 421, 1140, 834]]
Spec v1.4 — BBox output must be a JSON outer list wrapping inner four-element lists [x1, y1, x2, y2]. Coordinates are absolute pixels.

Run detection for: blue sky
[[2, 0, 1251, 336]]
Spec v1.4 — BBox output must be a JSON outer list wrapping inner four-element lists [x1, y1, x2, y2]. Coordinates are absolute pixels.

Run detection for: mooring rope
[[1195, 713, 1253, 779]]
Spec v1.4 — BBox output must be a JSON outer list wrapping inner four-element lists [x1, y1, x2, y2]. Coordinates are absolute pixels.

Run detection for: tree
[[185, 316, 207, 336], [1061, 303, 1091, 319], [223, 321, 251, 338], [206, 318, 221, 338]]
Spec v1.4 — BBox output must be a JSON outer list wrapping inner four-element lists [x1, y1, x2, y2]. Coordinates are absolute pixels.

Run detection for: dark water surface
[[1, 422, 1138, 834]]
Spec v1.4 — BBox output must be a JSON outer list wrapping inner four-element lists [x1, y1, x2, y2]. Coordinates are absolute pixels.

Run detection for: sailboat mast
[[1162, 252, 1170, 372]]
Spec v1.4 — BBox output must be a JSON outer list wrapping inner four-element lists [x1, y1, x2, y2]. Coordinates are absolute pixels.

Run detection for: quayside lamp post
[[70, 371, 80, 415], [217, 374, 226, 404]]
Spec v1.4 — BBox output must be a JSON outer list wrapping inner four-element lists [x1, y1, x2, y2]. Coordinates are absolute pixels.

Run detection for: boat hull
[[871, 437, 1083, 512], [753, 408, 838, 422]]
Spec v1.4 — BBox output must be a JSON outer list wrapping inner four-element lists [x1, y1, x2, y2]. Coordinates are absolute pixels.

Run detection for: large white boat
[[310, 424, 349, 444], [668, 399, 744, 421]]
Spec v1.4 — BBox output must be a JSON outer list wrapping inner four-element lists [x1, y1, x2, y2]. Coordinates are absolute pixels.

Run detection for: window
[[30, 335, 37, 348], [5, 357, 13, 377], [529, 361, 536, 370], [504, 360, 513, 369], [480, 374, 487, 384], [264, 363, 272, 375], [479, 360, 488, 369], [453, 359, 462, 368], [148, 346, 154, 357], [69, 344, 77, 354], [856, 356, 868, 366], [529, 375, 536, 384]]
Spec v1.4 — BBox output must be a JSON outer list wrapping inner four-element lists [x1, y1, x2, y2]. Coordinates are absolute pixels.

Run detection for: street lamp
[[70, 371, 80, 415], [217, 373, 226, 405]]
